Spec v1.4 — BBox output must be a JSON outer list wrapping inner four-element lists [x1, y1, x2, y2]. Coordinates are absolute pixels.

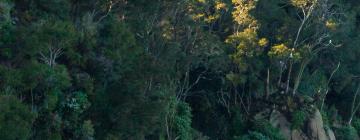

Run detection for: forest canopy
[[1, 0, 360, 140]]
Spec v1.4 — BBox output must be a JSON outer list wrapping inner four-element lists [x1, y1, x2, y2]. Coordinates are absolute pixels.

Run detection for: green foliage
[[230, 109, 248, 137], [298, 70, 327, 96], [80, 120, 95, 140], [0, 1, 13, 22], [334, 126, 358, 140], [237, 131, 270, 140], [25, 20, 77, 58], [63, 91, 90, 113], [0, 65, 24, 94], [252, 119, 285, 140], [321, 110, 331, 128], [0, 0, 359, 140], [192, 130, 210, 140], [352, 118, 360, 136], [0, 95, 36, 140], [175, 102, 193, 140], [291, 110, 308, 129]]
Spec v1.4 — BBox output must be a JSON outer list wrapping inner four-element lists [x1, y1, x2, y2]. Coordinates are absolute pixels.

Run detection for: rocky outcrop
[[269, 108, 336, 140], [326, 129, 336, 140], [270, 110, 291, 138], [307, 109, 328, 140], [269, 110, 309, 140], [291, 129, 309, 140]]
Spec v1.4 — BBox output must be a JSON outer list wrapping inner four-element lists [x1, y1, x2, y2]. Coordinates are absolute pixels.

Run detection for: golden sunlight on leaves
[[291, 0, 313, 8], [258, 38, 269, 47], [198, 0, 206, 3], [204, 15, 219, 23], [192, 13, 205, 20], [325, 19, 337, 31], [269, 44, 290, 58], [215, 1, 226, 10], [231, 0, 257, 26]]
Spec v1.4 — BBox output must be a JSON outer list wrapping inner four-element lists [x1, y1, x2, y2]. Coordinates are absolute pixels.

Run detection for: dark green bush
[[291, 110, 307, 129], [352, 118, 360, 136], [0, 95, 36, 140], [252, 119, 285, 140], [334, 126, 358, 140], [236, 131, 270, 140]]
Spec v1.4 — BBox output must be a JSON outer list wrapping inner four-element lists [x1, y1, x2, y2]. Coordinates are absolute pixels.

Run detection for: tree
[[0, 95, 36, 140]]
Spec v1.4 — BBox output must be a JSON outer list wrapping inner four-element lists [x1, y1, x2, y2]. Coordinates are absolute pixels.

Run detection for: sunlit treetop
[[291, 0, 317, 8], [258, 38, 269, 47], [215, 1, 227, 10], [189, 0, 228, 23], [269, 44, 291, 58], [268, 44, 301, 60], [325, 19, 338, 31], [231, 0, 258, 27]]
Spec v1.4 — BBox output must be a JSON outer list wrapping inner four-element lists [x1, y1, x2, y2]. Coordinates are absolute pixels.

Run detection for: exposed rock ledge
[[269, 108, 337, 140]]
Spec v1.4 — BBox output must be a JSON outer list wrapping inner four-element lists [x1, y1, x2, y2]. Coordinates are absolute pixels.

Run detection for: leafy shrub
[[175, 102, 193, 140], [0, 95, 36, 140], [192, 130, 210, 140], [235, 131, 270, 140], [352, 118, 360, 136], [334, 126, 358, 140], [230, 109, 248, 136], [252, 119, 285, 140], [291, 110, 307, 129]]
